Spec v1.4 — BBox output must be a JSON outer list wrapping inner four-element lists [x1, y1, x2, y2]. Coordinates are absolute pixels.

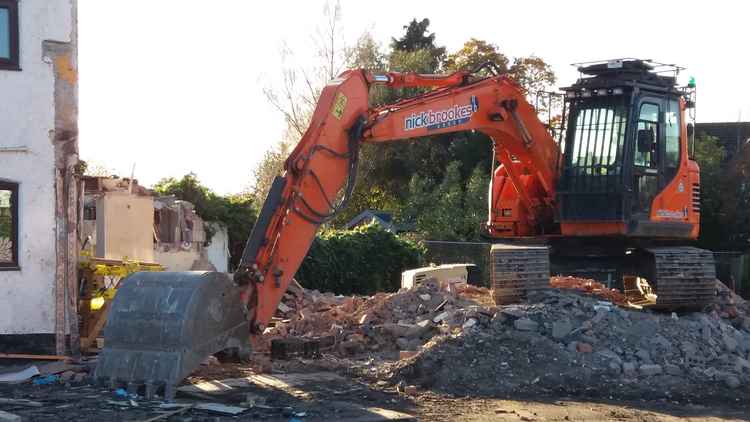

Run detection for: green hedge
[[295, 223, 425, 295]]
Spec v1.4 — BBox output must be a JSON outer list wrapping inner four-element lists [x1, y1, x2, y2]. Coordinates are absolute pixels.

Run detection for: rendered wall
[[0, 0, 77, 337], [96, 192, 155, 263], [205, 222, 229, 273]]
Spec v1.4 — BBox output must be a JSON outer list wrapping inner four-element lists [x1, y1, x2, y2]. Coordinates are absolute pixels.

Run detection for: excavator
[[96, 59, 716, 398]]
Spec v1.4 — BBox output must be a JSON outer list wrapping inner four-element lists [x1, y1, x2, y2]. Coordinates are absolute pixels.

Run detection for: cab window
[[665, 100, 680, 171], [635, 103, 658, 168]]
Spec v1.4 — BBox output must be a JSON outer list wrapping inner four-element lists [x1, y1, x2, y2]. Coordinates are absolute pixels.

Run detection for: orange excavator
[[96, 59, 715, 398]]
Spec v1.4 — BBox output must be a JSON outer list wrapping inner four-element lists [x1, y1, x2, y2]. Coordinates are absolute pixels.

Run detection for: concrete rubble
[[262, 276, 750, 400], [381, 280, 750, 399], [260, 278, 494, 357]]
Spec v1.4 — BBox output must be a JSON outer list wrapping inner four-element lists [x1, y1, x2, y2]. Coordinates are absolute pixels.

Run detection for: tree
[[694, 133, 726, 249], [715, 137, 750, 249], [250, 140, 292, 204], [443, 38, 509, 73], [508, 56, 556, 95], [262, 1, 349, 140], [79, 160, 115, 177], [390, 18, 445, 58], [348, 32, 386, 72], [347, 31, 389, 106], [461, 164, 490, 240], [154, 173, 257, 268], [256, 1, 351, 207]]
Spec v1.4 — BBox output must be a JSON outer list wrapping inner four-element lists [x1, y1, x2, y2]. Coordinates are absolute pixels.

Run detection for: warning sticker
[[331, 92, 347, 119]]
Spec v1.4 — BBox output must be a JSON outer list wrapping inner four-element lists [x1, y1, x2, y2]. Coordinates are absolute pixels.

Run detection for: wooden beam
[[80, 300, 110, 350], [0, 353, 71, 361], [65, 168, 80, 359], [55, 169, 66, 356]]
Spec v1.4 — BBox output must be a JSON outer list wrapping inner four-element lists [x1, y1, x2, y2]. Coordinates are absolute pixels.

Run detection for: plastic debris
[[31, 375, 59, 385], [0, 366, 39, 383]]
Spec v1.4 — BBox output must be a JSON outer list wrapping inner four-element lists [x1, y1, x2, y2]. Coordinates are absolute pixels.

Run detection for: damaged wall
[[0, 0, 77, 349], [95, 192, 154, 262]]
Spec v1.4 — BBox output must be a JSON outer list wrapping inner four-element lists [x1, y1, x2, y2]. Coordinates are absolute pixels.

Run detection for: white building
[[0, 0, 79, 355]]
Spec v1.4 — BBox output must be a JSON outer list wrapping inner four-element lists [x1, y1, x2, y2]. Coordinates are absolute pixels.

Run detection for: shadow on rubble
[[174, 370, 419, 421]]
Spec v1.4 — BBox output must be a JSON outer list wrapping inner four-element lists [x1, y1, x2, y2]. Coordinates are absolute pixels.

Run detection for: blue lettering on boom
[[404, 96, 479, 131]]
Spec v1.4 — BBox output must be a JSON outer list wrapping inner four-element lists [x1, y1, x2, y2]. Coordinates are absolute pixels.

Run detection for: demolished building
[[81, 175, 229, 272]]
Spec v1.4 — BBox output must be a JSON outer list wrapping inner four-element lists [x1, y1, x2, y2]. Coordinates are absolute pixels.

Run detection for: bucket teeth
[[95, 271, 251, 397]]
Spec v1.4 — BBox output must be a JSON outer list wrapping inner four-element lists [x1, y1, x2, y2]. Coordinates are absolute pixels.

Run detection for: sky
[[78, 0, 750, 194]]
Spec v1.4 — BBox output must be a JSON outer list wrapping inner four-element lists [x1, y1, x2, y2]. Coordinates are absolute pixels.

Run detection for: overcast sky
[[78, 0, 750, 194]]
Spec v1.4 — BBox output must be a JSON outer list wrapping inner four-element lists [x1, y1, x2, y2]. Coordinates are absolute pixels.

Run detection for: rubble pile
[[385, 281, 750, 399], [261, 280, 493, 356], [550, 276, 629, 306]]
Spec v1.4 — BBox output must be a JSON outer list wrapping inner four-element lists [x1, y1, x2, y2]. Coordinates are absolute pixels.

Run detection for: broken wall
[[205, 222, 229, 272], [95, 192, 154, 262], [0, 0, 78, 351]]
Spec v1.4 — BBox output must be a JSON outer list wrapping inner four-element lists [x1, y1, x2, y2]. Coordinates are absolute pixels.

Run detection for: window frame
[[0, 0, 20, 71], [634, 102, 660, 169], [0, 180, 19, 270], [664, 99, 681, 170], [563, 97, 629, 193]]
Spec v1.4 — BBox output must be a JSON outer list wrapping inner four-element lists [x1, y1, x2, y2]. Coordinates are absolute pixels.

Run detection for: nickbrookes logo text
[[404, 96, 479, 131]]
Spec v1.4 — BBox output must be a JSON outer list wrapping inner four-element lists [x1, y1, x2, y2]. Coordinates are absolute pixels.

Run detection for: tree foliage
[[250, 141, 292, 204], [257, 12, 557, 245], [443, 38, 509, 73], [296, 223, 425, 295], [508, 56, 556, 95], [153, 173, 257, 268], [390, 18, 446, 71], [696, 132, 750, 250], [401, 161, 489, 241]]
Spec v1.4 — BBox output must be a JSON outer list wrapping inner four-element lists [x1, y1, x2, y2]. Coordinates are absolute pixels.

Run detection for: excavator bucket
[[95, 271, 250, 399]]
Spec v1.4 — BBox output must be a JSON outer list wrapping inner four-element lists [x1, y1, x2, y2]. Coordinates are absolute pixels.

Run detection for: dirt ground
[[2, 360, 749, 421]]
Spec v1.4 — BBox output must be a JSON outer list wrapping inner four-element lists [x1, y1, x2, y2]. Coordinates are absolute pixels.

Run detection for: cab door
[[632, 100, 661, 218]]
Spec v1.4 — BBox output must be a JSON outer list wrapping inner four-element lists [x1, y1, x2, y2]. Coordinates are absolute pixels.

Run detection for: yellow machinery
[[77, 255, 163, 351]]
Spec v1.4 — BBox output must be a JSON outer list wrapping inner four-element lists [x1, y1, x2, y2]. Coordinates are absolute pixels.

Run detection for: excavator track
[[95, 272, 251, 400], [625, 247, 717, 309], [490, 244, 550, 305]]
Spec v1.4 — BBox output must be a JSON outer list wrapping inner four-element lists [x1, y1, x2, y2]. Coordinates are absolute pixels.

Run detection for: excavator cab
[[557, 59, 699, 239], [552, 59, 714, 307]]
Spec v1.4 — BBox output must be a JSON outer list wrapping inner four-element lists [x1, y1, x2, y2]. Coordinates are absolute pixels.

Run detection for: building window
[[0, 181, 19, 270], [0, 0, 19, 71]]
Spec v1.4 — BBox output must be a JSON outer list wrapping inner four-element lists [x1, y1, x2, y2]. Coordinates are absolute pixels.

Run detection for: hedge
[[295, 223, 425, 295]]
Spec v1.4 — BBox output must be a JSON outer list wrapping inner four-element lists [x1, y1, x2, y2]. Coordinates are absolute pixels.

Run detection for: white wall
[[96, 192, 155, 262], [0, 1, 75, 334], [206, 222, 229, 273]]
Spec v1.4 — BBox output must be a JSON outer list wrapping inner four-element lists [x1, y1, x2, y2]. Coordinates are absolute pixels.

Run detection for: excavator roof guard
[[563, 58, 684, 96]]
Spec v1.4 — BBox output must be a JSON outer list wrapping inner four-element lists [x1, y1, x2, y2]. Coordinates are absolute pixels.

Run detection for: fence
[[714, 251, 748, 298]]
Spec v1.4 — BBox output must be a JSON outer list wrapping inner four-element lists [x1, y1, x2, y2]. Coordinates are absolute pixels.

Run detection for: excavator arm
[[96, 66, 561, 398], [235, 67, 561, 332]]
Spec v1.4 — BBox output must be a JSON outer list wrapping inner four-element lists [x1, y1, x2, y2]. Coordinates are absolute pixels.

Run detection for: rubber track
[[648, 247, 716, 308], [490, 244, 550, 304]]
